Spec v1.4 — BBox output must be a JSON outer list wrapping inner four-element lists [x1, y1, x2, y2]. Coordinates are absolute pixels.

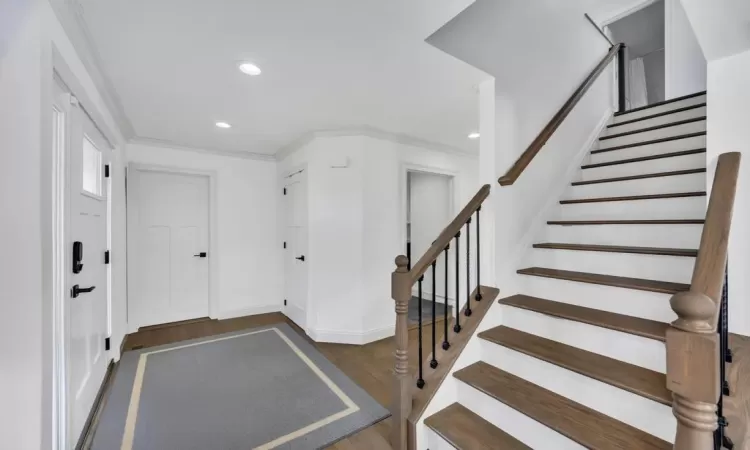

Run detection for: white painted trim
[[308, 325, 395, 345], [129, 137, 276, 162], [599, 0, 659, 26], [126, 163, 220, 332], [216, 304, 282, 321]]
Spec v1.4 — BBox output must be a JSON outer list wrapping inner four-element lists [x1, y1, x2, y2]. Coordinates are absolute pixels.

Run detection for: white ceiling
[[70, 0, 489, 156]]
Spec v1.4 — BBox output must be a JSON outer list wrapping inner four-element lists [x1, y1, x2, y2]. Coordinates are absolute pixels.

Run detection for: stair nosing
[[478, 326, 672, 405], [533, 242, 698, 257], [613, 91, 706, 117], [517, 267, 690, 294], [560, 191, 706, 204], [600, 117, 706, 141], [454, 362, 671, 450], [571, 168, 706, 186], [547, 219, 705, 225], [608, 103, 706, 128], [592, 131, 706, 154], [425, 403, 532, 450], [498, 294, 668, 342], [581, 148, 706, 169]]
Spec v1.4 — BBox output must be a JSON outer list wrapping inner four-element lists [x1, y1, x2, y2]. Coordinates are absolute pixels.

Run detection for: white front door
[[284, 171, 308, 328], [65, 91, 110, 448], [129, 169, 210, 329]]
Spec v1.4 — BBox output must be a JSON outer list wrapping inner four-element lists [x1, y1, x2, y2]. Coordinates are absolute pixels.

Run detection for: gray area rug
[[91, 323, 390, 450]]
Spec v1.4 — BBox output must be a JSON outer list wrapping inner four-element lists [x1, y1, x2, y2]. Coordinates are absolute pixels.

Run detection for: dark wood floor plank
[[560, 191, 705, 204], [478, 326, 671, 405], [533, 242, 698, 257], [571, 168, 706, 186], [548, 219, 704, 225], [454, 362, 671, 449], [425, 403, 531, 449], [498, 294, 669, 341], [517, 267, 690, 294]]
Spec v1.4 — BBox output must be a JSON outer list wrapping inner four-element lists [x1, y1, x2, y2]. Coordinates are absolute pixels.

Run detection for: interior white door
[[130, 170, 210, 328], [284, 171, 308, 328], [65, 93, 110, 449]]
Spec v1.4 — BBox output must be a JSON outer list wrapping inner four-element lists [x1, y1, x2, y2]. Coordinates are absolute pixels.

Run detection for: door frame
[[125, 163, 219, 332], [49, 48, 119, 450], [281, 165, 310, 330]]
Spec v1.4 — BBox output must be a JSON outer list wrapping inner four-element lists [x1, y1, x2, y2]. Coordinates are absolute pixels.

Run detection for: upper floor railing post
[[391, 255, 412, 450], [618, 44, 627, 113]]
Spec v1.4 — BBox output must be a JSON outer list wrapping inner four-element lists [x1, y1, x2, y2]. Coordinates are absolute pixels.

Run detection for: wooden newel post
[[391, 255, 412, 450], [667, 291, 720, 450]]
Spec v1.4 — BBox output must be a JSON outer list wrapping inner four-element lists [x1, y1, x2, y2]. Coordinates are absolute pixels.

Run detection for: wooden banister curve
[[498, 43, 623, 186]]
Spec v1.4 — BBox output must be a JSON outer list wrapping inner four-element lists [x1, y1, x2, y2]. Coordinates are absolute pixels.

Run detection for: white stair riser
[[542, 224, 704, 249], [612, 95, 706, 123], [526, 248, 695, 284], [456, 381, 584, 449], [580, 153, 706, 181], [425, 427, 458, 450], [558, 196, 706, 221], [589, 135, 706, 165], [596, 121, 706, 150], [568, 172, 706, 198], [500, 306, 666, 372], [480, 342, 676, 441], [604, 106, 706, 136], [516, 274, 677, 322]]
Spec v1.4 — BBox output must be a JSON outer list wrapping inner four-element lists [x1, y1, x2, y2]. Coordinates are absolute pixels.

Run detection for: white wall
[[126, 143, 282, 322], [706, 49, 750, 336], [664, 0, 706, 98], [278, 133, 478, 344]]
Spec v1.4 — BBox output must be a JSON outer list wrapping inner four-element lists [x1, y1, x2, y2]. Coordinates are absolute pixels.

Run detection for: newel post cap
[[394, 255, 409, 273], [670, 291, 716, 333]]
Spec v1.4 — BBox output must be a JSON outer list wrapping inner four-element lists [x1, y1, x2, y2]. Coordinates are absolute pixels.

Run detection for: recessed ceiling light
[[215, 122, 232, 129], [238, 62, 262, 76], [468, 132, 480, 139]]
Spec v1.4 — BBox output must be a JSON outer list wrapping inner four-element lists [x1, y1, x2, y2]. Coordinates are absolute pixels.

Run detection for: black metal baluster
[[417, 276, 425, 389], [465, 217, 472, 317], [430, 262, 438, 369], [715, 266, 733, 450], [476, 207, 482, 301], [443, 245, 450, 350], [453, 232, 461, 333]]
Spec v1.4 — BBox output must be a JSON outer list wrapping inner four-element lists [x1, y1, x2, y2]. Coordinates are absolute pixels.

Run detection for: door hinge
[[104, 250, 110, 264], [284, 299, 287, 306], [105, 337, 111, 351], [283, 187, 287, 195], [104, 164, 110, 178], [283, 241, 287, 249]]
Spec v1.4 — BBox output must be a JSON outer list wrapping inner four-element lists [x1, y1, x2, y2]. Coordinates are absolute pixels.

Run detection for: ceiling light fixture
[[468, 132, 480, 139], [215, 122, 232, 129], [238, 62, 262, 76]]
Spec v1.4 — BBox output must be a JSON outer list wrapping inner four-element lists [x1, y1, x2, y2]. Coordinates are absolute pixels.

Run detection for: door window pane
[[82, 135, 102, 196]]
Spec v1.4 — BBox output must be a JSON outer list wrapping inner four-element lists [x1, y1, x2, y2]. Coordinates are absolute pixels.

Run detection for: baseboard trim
[[309, 325, 395, 345], [75, 359, 117, 450], [216, 304, 282, 320]]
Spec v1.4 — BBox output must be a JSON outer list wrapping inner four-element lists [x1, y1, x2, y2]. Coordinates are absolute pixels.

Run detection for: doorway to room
[[283, 168, 309, 329], [606, 0, 666, 109]]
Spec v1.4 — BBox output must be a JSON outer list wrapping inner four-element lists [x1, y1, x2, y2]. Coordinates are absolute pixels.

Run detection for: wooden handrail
[[666, 152, 741, 450], [498, 43, 623, 186], [408, 184, 491, 284]]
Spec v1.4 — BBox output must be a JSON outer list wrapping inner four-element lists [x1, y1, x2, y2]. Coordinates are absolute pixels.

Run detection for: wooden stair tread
[[591, 132, 706, 154], [613, 91, 705, 117], [533, 242, 697, 257], [548, 219, 704, 225], [498, 294, 669, 341], [425, 403, 531, 450], [454, 362, 671, 449], [561, 191, 705, 204], [478, 326, 671, 405], [517, 267, 690, 294], [571, 168, 706, 186], [581, 148, 706, 169], [608, 103, 706, 128], [600, 116, 705, 141]]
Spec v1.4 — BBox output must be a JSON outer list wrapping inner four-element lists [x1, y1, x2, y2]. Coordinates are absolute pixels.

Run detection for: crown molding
[[51, 0, 137, 140], [129, 137, 276, 162]]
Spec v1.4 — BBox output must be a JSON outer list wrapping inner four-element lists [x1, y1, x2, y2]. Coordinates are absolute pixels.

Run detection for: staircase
[[422, 92, 723, 449]]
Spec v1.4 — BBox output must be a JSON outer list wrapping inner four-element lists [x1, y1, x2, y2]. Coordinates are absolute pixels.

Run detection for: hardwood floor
[[120, 312, 429, 449]]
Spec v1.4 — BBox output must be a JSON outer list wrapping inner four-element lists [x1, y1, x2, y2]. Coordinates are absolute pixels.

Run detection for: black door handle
[[295, 255, 305, 262], [71, 285, 96, 298], [193, 252, 208, 258]]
